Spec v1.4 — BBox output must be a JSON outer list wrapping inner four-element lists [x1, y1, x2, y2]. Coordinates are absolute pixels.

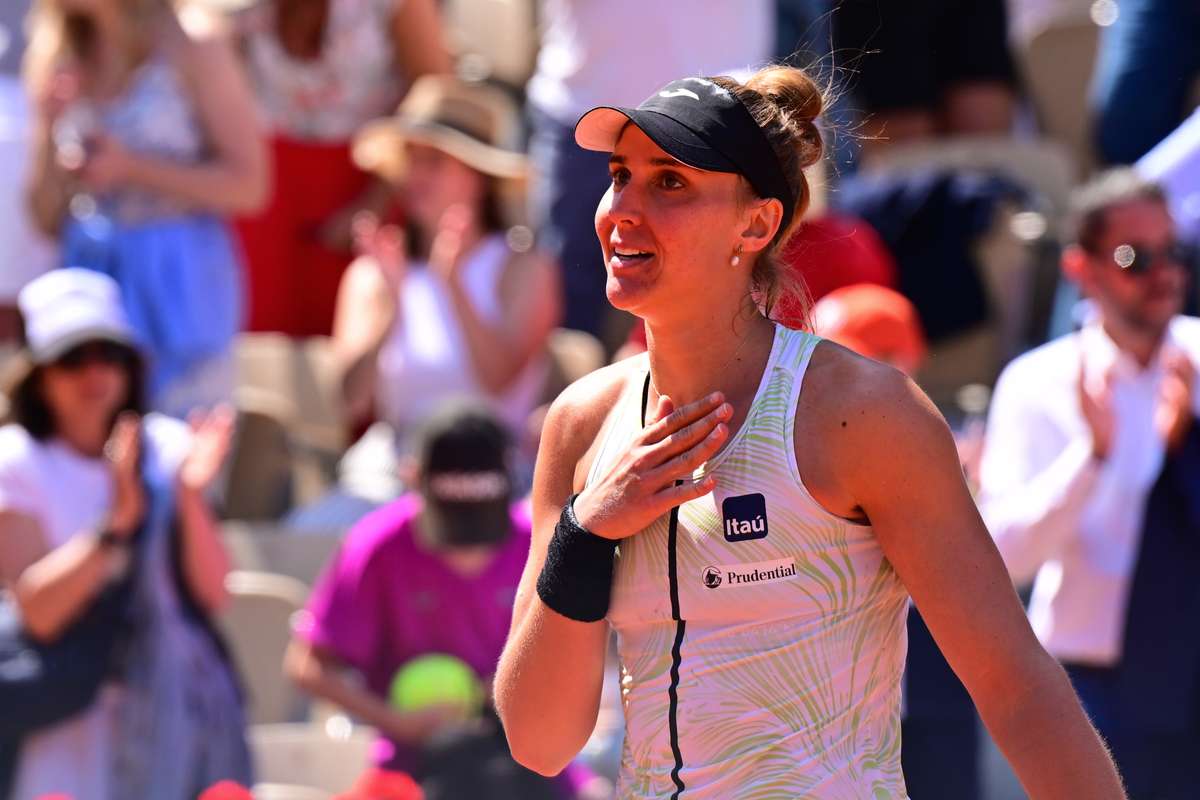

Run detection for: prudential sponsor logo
[[701, 557, 797, 589]]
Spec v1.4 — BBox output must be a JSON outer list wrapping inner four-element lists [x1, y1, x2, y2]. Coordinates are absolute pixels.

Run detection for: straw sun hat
[[353, 75, 528, 183]]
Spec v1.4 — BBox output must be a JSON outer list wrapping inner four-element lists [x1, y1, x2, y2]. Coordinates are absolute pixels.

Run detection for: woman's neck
[[57, 418, 110, 459], [417, 221, 485, 265], [645, 304, 776, 411], [78, 10, 159, 98]]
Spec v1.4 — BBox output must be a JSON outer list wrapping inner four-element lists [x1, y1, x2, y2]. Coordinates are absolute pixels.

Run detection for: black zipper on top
[[642, 373, 687, 798]]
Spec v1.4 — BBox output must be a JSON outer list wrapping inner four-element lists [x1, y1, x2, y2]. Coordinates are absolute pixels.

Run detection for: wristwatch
[[96, 528, 133, 582], [96, 528, 132, 550]]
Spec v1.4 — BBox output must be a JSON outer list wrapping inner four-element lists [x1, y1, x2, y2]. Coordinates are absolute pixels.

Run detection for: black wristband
[[536, 494, 618, 622]]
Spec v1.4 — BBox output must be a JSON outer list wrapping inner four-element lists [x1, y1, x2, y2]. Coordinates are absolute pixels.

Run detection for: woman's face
[[595, 125, 756, 324], [39, 341, 132, 434], [400, 142, 488, 235]]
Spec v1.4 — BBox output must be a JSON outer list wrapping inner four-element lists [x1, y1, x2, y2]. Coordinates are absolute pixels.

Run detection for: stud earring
[[731, 245, 743, 267]]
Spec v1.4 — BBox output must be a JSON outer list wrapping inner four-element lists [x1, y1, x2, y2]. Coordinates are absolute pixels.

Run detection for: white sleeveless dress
[[587, 325, 911, 799]]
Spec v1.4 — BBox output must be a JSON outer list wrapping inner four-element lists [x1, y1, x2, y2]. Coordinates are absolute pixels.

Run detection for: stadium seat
[[231, 334, 346, 515], [224, 402, 295, 521], [252, 784, 332, 800], [220, 570, 312, 725], [541, 328, 607, 405], [221, 522, 342, 587], [1015, 15, 1101, 174], [249, 722, 375, 794], [861, 136, 1077, 232], [442, 0, 538, 90], [858, 137, 1074, 406]]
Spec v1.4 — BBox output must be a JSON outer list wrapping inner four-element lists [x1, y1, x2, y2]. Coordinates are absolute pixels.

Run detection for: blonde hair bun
[[740, 65, 825, 172]]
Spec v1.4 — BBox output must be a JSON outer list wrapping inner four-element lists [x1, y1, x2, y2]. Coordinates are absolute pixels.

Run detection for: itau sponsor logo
[[722, 492, 768, 542], [701, 557, 796, 590]]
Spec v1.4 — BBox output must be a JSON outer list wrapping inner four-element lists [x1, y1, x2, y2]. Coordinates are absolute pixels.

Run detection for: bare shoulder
[[540, 355, 645, 493], [802, 340, 941, 432], [797, 341, 953, 515], [175, 4, 236, 45], [340, 255, 389, 298], [170, 6, 240, 72]]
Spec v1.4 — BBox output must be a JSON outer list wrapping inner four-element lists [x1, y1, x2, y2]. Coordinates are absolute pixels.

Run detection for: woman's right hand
[[106, 413, 146, 538], [33, 62, 83, 127], [383, 703, 472, 745], [352, 211, 407, 297], [573, 392, 732, 540]]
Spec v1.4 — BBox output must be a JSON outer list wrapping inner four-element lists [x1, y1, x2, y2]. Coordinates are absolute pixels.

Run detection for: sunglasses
[[53, 341, 134, 370], [1109, 240, 1193, 275]]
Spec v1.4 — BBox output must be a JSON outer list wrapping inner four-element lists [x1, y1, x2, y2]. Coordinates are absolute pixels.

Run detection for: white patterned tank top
[[586, 325, 911, 799]]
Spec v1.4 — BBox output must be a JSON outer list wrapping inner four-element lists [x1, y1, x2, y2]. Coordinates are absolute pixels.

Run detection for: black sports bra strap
[[640, 372, 651, 427]]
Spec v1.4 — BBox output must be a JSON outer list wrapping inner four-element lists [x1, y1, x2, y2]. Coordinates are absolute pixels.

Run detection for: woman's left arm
[[83, 16, 268, 215], [390, 0, 453, 79], [832, 362, 1125, 800], [174, 408, 237, 613]]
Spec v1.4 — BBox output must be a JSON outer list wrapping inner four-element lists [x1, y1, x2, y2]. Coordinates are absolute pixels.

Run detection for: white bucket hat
[[17, 268, 138, 364]]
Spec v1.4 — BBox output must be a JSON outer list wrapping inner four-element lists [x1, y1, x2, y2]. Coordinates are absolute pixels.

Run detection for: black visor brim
[[575, 107, 739, 174]]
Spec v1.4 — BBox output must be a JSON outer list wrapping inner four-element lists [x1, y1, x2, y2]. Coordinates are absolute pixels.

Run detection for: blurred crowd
[[0, 0, 1198, 798]]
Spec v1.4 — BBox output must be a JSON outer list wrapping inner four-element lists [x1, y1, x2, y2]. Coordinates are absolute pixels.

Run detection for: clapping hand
[[352, 211, 407, 295], [37, 65, 81, 124], [1155, 350, 1196, 452], [1078, 357, 1115, 461], [106, 413, 146, 538], [429, 203, 475, 285], [179, 405, 236, 497]]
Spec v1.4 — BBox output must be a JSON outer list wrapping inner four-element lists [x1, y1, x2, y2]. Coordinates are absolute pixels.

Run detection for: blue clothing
[[1091, 0, 1200, 165], [1065, 665, 1200, 800], [62, 213, 242, 405], [901, 608, 980, 799], [1064, 422, 1200, 799], [527, 106, 612, 337], [111, 427, 251, 797], [58, 53, 242, 413], [900, 717, 979, 800], [835, 170, 1026, 342]]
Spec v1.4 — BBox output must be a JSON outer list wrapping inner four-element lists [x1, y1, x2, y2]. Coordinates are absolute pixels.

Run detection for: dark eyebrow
[[607, 154, 697, 171], [654, 157, 697, 170]]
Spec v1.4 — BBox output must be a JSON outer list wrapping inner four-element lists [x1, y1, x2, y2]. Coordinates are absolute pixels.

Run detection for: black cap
[[414, 403, 513, 547], [575, 76, 796, 233]]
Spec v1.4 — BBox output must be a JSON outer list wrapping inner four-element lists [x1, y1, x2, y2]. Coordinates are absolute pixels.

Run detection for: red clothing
[[236, 135, 372, 336], [623, 214, 899, 349], [772, 213, 898, 329]]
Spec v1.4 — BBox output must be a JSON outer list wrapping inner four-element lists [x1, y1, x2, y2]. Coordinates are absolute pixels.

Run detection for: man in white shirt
[[980, 168, 1200, 800]]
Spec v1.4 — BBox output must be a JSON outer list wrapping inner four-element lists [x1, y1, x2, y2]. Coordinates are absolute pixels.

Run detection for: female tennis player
[[495, 65, 1125, 799]]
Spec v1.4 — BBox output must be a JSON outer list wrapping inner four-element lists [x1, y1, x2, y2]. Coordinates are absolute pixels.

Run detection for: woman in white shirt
[[333, 75, 561, 462], [0, 269, 248, 800]]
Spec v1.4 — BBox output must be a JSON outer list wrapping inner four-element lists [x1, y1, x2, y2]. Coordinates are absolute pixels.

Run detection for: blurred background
[[1, 0, 1198, 798]]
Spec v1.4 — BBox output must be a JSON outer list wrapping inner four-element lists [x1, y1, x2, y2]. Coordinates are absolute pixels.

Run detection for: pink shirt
[[297, 494, 530, 769]]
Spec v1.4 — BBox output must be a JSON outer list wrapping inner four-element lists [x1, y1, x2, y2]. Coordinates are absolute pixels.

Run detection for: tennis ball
[[388, 654, 484, 716]]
